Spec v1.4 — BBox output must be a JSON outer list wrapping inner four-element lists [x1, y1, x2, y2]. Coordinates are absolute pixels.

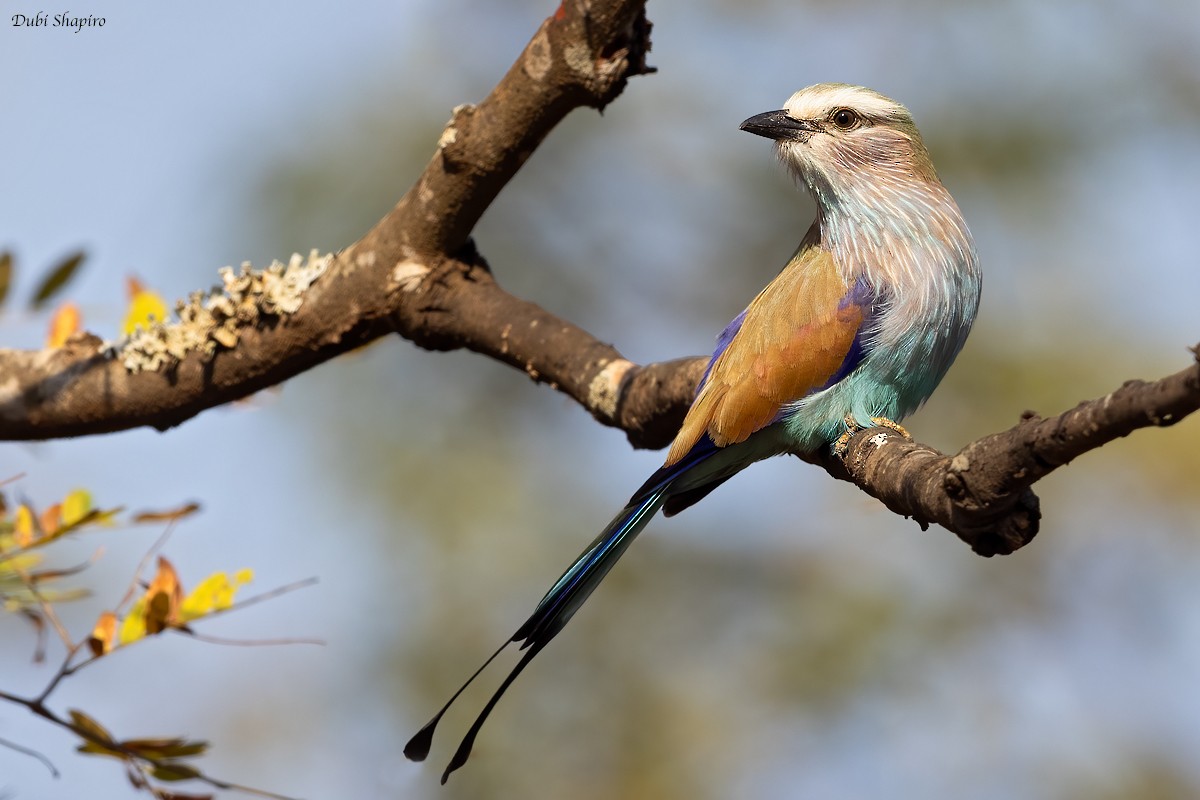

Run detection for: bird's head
[[741, 83, 939, 202]]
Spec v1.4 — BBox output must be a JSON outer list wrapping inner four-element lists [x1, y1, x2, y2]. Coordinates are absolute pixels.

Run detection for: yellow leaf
[[180, 568, 252, 622], [0, 551, 43, 573], [119, 597, 147, 644], [88, 610, 117, 657], [46, 302, 81, 348], [122, 276, 168, 335], [13, 504, 34, 547], [179, 573, 224, 620], [61, 489, 92, 527]]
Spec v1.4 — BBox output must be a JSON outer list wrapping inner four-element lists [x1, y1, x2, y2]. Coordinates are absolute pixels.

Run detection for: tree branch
[[815, 346, 1200, 556], [1, 0, 1197, 558], [0, 0, 658, 442]]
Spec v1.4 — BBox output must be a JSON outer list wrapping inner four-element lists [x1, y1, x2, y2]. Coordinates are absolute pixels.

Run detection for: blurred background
[[3, 0, 1199, 797]]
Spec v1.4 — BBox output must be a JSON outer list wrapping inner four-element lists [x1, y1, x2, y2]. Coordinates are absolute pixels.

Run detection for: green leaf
[[71, 708, 124, 759], [30, 249, 85, 310], [77, 740, 125, 758], [150, 761, 202, 782], [69, 708, 115, 744], [122, 736, 209, 760]]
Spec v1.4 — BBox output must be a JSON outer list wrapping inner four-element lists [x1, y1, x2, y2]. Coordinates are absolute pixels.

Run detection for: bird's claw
[[832, 415, 911, 458], [868, 416, 911, 440]]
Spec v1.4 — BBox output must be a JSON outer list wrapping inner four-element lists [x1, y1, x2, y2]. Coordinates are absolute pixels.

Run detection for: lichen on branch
[[120, 251, 331, 373]]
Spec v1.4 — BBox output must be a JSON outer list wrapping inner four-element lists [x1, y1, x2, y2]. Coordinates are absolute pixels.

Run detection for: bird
[[404, 83, 982, 782]]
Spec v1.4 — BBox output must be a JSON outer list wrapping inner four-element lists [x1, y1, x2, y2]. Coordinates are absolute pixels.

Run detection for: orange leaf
[[132, 502, 202, 525], [38, 503, 62, 536], [0, 250, 12, 309], [46, 302, 81, 348], [88, 611, 117, 657], [143, 556, 183, 634]]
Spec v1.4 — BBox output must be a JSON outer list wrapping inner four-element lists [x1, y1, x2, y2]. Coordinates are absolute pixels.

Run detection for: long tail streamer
[[404, 482, 673, 782]]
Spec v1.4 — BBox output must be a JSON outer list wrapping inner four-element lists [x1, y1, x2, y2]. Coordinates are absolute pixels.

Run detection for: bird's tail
[[403, 481, 673, 783], [513, 482, 670, 646]]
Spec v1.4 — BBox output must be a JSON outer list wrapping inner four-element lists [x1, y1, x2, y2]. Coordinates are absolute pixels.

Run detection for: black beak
[[739, 110, 817, 141]]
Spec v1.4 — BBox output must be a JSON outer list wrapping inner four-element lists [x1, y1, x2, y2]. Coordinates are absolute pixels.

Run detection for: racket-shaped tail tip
[[404, 718, 438, 762], [405, 637, 513, 767], [441, 742, 474, 784]]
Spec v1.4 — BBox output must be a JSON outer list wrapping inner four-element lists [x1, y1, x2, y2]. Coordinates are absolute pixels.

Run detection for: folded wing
[[667, 240, 869, 465]]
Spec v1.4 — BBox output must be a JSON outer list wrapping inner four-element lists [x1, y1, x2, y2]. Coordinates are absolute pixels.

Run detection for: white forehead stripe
[[782, 83, 906, 120]]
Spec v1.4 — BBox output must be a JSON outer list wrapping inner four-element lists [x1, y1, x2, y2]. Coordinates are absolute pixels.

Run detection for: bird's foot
[[832, 415, 911, 458], [832, 414, 860, 457], [868, 416, 912, 440]]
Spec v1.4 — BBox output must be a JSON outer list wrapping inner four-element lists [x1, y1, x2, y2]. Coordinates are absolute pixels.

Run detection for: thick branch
[[0, 0, 657, 441], [363, 0, 654, 260], [1, 0, 1197, 559], [389, 246, 707, 448], [813, 346, 1200, 556]]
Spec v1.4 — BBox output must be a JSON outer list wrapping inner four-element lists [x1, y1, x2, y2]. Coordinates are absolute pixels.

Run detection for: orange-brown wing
[[666, 243, 864, 466]]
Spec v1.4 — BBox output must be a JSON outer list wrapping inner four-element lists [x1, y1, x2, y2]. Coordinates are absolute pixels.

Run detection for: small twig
[[34, 577, 319, 700], [117, 520, 180, 611], [1, 688, 302, 800], [0, 733, 59, 777], [192, 775, 303, 800], [16, 608, 48, 664], [21, 555, 97, 583], [190, 576, 319, 623], [33, 649, 82, 706], [17, 575, 74, 653], [0, 688, 32, 705], [180, 631, 324, 648]]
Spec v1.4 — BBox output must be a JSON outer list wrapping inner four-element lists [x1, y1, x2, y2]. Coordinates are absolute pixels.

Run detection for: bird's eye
[[830, 108, 861, 130]]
